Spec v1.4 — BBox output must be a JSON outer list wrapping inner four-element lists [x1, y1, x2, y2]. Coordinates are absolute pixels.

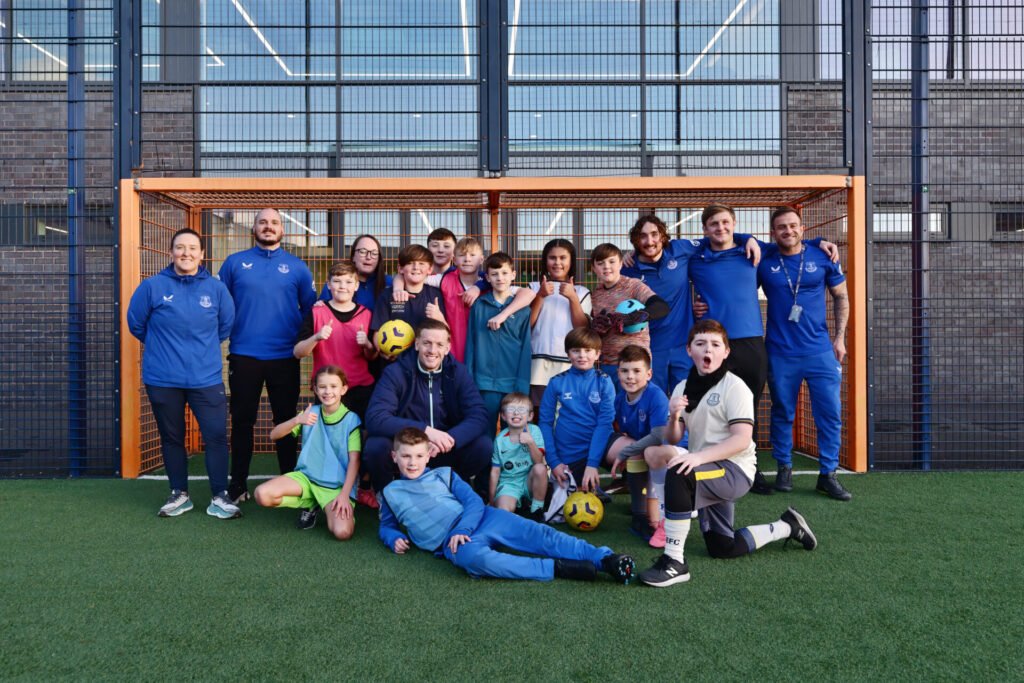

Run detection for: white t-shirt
[[528, 281, 592, 361], [670, 371, 757, 482]]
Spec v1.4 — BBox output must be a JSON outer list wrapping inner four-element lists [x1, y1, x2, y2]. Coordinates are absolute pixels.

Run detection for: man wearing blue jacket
[[219, 208, 317, 502], [127, 228, 239, 519], [363, 319, 492, 495]]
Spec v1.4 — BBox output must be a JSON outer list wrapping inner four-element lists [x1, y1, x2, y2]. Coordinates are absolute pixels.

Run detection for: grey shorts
[[691, 459, 752, 538]]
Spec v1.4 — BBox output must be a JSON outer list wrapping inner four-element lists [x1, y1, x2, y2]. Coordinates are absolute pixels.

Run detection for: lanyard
[[779, 245, 805, 302]]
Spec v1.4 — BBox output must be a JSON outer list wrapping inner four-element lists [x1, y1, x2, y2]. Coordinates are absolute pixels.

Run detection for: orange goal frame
[[119, 175, 868, 477]]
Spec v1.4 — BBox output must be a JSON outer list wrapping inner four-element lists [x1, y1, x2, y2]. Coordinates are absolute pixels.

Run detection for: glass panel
[[340, 85, 476, 152], [509, 85, 639, 151], [12, 1, 112, 82], [968, 4, 1024, 80]]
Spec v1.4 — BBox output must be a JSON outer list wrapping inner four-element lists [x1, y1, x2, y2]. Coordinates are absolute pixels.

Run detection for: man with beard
[[219, 208, 317, 503]]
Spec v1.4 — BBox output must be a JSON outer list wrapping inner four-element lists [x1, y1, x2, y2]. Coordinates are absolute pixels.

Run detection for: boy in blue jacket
[[379, 427, 635, 583], [539, 327, 616, 493], [464, 252, 533, 429]]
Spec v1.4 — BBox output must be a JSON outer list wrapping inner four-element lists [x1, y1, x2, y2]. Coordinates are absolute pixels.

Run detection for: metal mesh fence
[[868, 1, 1024, 469]]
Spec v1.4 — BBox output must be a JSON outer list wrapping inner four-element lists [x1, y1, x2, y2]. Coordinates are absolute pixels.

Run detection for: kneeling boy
[[638, 320, 818, 587], [379, 427, 635, 583]]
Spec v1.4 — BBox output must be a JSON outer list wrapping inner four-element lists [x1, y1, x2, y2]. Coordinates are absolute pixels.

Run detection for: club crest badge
[[589, 391, 601, 403], [638, 409, 647, 423], [707, 392, 721, 406], [667, 259, 678, 270], [690, 239, 701, 247], [278, 264, 290, 274], [198, 295, 212, 308], [806, 262, 818, 273]]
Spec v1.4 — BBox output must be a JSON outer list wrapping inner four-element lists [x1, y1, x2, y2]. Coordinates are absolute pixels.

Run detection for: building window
[[873, 204, 949, 240], [993, 204, 1024, 239]]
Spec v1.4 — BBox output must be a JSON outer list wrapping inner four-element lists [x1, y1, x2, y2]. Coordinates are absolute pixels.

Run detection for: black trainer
[[228, 481, 250, 505], [554, 559, 597, 581], [781, 507, 817, 550], [751, 470, 774, 495], [528, 507, 546, 523], [296, 505, 319, 530], [600, 553, 636, 584], [638, 554, 690, 587], [628, 515, 653, 541], [774, 466, 793, 492], [816, 472, 852, 501]]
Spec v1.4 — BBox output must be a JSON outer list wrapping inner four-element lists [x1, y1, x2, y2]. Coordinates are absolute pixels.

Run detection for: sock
[[649, 466, 666, 517], [663, 517, 691, 563], [530, 498, 543, 513], [625, 459, 649, 521], [743, 520, 791, 549]]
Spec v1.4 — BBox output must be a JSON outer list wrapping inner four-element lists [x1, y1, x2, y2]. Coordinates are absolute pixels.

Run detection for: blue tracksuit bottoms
[[443, 507, 612, 581], [650, 344, 692, 397], [767, 350, 843, 473]]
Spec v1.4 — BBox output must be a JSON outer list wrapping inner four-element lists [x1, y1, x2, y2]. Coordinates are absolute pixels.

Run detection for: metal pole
[[68, 1, 87, 476], [911, 0, 932, 470]]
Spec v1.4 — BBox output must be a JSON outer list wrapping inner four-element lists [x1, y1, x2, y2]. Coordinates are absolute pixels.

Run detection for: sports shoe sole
[[158, 500, 193, 517], [816, 485, 853, 501], [607, 555, 636, 584], [206, 504, 242, 520]]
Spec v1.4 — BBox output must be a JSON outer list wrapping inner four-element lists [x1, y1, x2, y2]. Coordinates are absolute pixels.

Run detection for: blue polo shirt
[[689, 245, 764, 340], [758, 244, 845, 357], [623, 235, 752, 352], [614, 382, 669, 440]]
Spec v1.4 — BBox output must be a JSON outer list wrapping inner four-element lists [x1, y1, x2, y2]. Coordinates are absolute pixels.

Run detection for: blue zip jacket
[[464, 291, 531, 395], [365, 351, 490, 448], [218, 245, 316, 360], [539, 366, 616, 469], [127, 265, 234, 388], [379, 467, 485, 552]]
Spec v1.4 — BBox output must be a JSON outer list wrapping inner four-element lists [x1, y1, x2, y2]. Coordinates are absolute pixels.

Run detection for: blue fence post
[[910, 0, 932, 470], [67, 2, 87, 476]]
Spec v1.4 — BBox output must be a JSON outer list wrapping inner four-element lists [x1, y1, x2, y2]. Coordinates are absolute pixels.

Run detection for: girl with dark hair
[[527, 238, 592, 406]]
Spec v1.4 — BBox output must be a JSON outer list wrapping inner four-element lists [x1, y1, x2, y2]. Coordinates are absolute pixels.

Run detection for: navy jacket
[[127, 265, 234, 388], [365, 352, 489, 448]]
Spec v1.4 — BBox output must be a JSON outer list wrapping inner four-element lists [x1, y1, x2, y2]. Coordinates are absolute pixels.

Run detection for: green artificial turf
[[1, 468, 1021, 681]]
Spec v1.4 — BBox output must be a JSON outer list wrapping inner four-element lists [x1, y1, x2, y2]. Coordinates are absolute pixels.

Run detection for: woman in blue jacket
[[127, 229, 240, 520]]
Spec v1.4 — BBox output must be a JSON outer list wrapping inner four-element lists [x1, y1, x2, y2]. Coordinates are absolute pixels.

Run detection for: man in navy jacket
[[363, 319, 492, 495]]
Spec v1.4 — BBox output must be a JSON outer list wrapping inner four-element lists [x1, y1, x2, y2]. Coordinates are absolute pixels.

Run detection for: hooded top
[[127, 265, 234, 388]]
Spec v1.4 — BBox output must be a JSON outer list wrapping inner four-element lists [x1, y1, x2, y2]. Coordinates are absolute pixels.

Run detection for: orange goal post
[[119, 175, 867, 477]]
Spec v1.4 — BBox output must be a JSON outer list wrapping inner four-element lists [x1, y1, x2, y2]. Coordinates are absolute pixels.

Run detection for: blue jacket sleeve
[[538, 380, 560, 468], [297, 265, 317, 316], [448, 473, 485, 538], [378, 497, 409, 551], [587, 376, 617, 468], [126, 281, 151, 342], [217, 284, 235, 342], [364, 368, 426, 437], [217, 258, 234, 296], [447, 365, 490, 447]]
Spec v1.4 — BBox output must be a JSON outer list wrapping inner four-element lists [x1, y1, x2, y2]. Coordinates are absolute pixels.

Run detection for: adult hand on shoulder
[[448, 534, 470, 554], [745, 236, 762, 266], [424, 426, 455, 453], [622, 250, 636, 268], [487, 313, 506, 331], [316, 318, 334, 341], [692, 295, 708, 319], [393, 538, 410, 554], [313, 299, 326, 308], [392, 285, 410, 303], [819, 240, 841, 263]]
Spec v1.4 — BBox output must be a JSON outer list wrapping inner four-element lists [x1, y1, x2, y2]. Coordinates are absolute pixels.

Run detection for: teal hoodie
[[464, 291, 531, 395]]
